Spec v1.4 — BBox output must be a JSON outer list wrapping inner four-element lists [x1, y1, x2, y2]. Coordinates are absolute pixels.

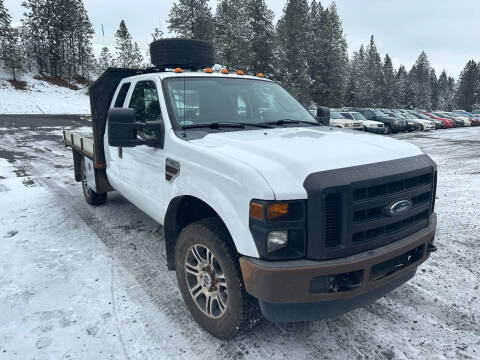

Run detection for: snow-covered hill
[[0, 70, 91, 115]]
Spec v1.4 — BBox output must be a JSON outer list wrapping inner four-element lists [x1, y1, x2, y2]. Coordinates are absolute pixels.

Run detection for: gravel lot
[[0, 118, 479, 360]]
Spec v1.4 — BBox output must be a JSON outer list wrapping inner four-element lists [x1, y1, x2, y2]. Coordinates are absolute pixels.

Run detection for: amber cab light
[[267, 203, 289, 220], [236, 70, 245, 75], [221, 68, 229, 74], [250, 202, 264, 221], [174, 68, 183, 73], [257, 73, 265, 78], [205, 68, 213, 73]]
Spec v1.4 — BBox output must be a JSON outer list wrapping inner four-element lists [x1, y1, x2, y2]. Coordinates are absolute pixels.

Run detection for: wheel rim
[[184, 244, 228, 319]]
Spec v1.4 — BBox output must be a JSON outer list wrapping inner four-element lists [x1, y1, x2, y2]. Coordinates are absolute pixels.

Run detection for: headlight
[[267, 231, 288, 252], [408, 122, 414, 126], [249, 200, 306, 259], [369, 124, 375, 127]]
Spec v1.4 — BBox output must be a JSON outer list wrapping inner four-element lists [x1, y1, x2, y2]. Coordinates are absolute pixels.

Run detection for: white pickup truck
[[63, 39, 438, 339]]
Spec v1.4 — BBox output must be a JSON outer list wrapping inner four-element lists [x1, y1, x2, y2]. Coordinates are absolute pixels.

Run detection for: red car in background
[[423, 112, 456, 128]]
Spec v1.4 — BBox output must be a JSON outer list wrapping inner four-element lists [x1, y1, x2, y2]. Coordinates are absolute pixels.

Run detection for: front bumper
[[240, 214, 436, 321], [366, 126, 385, 133]]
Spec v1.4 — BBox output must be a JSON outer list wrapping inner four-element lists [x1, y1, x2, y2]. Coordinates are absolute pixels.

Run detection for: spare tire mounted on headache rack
[[150, 39, 215, 70]]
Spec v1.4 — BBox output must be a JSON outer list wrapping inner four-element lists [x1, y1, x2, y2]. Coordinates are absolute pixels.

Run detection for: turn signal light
[[174, 68, 183, 73], [221, 68, 229, 74], [205, 68, 213, 73], [257, 73, 265, 78], [267, 203, 289, 220], [250, 202, 264, 221]]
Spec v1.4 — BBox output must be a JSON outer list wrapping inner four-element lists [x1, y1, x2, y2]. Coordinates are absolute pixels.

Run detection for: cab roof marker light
[[205, 68, 213, 73], [257, 73, 265, 78], [221, 68, 229, 74], [236, 70, 245, 75], [174, 68, 183, 73]]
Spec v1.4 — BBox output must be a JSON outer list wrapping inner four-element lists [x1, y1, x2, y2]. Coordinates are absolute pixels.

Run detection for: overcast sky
[[5, 0, 480, 77]]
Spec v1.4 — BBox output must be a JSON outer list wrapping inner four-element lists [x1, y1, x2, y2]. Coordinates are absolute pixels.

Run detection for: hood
[[191, 127, 423, 199]]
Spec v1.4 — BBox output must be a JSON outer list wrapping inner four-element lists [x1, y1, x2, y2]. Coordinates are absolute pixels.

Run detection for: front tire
[[81, 157, 107, 206], [175, 218, 261, 339], [384, 124, 392, 134]]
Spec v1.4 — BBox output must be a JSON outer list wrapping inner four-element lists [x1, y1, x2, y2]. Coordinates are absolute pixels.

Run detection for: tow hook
[[427, 243, 437, 252]]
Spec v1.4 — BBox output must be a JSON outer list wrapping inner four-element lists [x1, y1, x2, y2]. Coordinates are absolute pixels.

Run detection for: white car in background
[[330, 111, 363, 130], [340, 111, 385, 133]]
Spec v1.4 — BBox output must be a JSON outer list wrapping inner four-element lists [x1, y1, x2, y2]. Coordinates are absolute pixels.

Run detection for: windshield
[[351, 112, 367, 121], [163, 77, 317, 128], [330, 111, 346, 119], [373, 110, 386, 116]]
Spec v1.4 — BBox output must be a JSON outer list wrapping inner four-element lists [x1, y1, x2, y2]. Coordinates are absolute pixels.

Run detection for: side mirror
[[107, 108, 165, 148], [316, 106, 330, 125]]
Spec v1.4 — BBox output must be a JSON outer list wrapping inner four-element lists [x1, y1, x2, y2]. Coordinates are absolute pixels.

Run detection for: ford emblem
[[388, 200, 412, 216]]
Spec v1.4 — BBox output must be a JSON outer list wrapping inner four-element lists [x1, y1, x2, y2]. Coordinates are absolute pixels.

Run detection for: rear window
[[114, 83, 131, 108]]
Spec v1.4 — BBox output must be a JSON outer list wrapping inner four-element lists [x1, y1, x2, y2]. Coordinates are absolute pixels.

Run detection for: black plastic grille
[[304, 155, 437, 261]]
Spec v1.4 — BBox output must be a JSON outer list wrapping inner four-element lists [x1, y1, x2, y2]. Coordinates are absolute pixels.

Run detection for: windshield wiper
[[259, 119, 320, 126], [182, 121, 273, 130]]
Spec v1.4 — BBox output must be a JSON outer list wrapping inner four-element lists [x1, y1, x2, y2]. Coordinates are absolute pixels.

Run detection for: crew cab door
[[118, 79, 167, 221]]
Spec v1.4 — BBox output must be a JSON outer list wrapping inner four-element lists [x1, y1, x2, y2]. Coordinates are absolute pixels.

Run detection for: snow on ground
[[0, 119, 479, 359], [0, 70, 90, 115]]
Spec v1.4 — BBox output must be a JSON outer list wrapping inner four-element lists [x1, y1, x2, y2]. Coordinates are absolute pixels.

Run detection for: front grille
[[304, 155, 437, 260]]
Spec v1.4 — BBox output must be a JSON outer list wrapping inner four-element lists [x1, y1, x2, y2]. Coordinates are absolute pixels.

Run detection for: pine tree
[[364, 35, 383, 107], [395, 65, 415, 108], [430, 68, 438, 110], [410, 51, 432, 109], [97, 46, 113, 73], [454, 60, 478, 111], [276, 0, 312, 104], [381, 54, 395, 107], [245, 0, 275, 75], [132, 42, 144, 68], [115, 20, 134, 68], [151, 27, 163, 41], [0, 0, 11, 56], [2, 27, 24, 80], [215, 0, 250, 70], [308, 2, 348, 107], [344, 45, 366, 106], [168, 0, 214, 41]]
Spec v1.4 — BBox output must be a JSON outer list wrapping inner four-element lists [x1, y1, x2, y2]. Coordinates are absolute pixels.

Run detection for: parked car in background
[[452, 110, 479, 126], [405, 110, 445, 129], [383, 110, 421, 132], [340, 111, 385, 133], [423, 113, 456, 128], [432, 112, 465, 127], [355, 108, 406, 134], [329, 111, 364, 130], [443, 112, 471, 126]]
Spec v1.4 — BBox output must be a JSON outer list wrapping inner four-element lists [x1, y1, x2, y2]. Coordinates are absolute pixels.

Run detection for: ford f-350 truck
[[63, 39, 438, 339]]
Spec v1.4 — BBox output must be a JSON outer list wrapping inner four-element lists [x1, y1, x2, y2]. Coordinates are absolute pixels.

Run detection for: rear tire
[[175, 218, 261, 339], [81, 157, 107, 206], [150, 39, 215, 70]]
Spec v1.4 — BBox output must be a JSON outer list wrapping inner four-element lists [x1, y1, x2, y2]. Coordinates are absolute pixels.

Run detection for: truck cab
[[63, 39, 438, 339]]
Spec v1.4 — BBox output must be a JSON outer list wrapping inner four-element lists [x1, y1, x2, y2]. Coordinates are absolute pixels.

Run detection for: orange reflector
[[257, 73, 265, 78], [250, 202, 264, 221], [236, 70, 245, 75], [174, 68, 183, 73], [221, 68, 229, 74], [267, 203, 289, 220], [205, 68, 213, 73]]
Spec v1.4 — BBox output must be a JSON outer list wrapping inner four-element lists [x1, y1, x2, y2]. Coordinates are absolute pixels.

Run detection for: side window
[[114, 83, 130, 108], [342, 113, 353, 120], [129, 81, 162, 122]]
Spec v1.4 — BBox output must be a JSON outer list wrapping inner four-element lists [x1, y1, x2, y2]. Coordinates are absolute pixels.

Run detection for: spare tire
[[150, 39, 215, 70]]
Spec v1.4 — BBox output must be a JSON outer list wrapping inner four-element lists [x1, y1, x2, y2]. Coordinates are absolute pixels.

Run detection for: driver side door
[[119, 79, 167, 222]]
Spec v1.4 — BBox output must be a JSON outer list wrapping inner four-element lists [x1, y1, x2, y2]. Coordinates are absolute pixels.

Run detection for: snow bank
[[0, 71, 90, 115]]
